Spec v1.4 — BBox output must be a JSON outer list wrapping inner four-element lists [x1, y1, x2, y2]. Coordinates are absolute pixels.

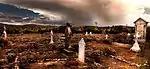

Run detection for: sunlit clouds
[[0, 0, 150, 26]]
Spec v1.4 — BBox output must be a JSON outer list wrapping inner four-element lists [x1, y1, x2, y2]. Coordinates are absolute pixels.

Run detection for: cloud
[[2, 0, 125, 25]]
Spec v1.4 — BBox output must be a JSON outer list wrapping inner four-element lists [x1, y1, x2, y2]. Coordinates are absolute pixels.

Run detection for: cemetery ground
[[0, 33, 149, 69]]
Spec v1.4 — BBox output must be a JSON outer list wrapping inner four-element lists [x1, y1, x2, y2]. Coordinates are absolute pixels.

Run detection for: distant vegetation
[[0, 24, 135, 34]]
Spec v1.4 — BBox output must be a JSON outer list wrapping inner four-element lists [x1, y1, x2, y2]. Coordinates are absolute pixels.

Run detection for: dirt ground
[[0, 34, 148, 69]]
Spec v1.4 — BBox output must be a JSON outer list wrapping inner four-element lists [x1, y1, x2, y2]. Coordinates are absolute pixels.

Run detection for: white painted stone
[[89, 32, 92, 35], [78, 38, 85, 63], [3, 26, 7, 39], [135, 32, 141, 39], [67, 27, 71, 34], [85, 31, 88, 36], [130, 39, 141, 52], [15, 56, 19, 69], [127, 33, 130, 36], [3, 30, 7, 39], [106, 34, 108, 39], [50, 30, 54, 44]]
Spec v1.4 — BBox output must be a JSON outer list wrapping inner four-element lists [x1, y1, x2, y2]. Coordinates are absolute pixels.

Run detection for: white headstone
[[3, 30, 7, 39], [3, 26, 7, 39], [130, 39, 141, 52], [127, 33, 130, 36], [15, 56, 19, 69], [50, 30, 54, 44], [105, 34, 108, 39], [85, 31, 88, 36], [78, 38, 85, 63], [89, 32, 92, 35], [67, 27, 71, 34]]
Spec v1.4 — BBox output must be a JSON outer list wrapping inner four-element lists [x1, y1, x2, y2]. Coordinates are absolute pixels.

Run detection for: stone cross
[[50, 30, 54, 44], [130, 39, 141, 52], [105, 34, 108, 39], [65, 23, 72, 49], [85, 31, 88, 36], [89, 32, 92, 35], [78, 38, 85, 63]]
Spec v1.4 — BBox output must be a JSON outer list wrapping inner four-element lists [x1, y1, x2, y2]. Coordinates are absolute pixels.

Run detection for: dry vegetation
[[0, 33, 148, 69]]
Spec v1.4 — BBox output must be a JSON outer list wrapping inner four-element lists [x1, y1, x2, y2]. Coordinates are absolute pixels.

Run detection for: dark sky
[[1, 0, 126, 26]]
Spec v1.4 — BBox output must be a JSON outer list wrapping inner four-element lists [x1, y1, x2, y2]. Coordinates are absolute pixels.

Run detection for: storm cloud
[[2, 0, 125, 25]]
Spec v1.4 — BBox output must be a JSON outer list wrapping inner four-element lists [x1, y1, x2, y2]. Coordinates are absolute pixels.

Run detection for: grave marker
[[85, 31, 88, 36], [14, 56, 19, 69], [130, 39, 141, 52], [89, 32, 92, 35], [134, 18, 148, 41], [78, 38, 85, 63], [3, 26, 7, 39], [50, 30, 54, 44], [105, 34, 108, 39], [65, 23, 72, 48]]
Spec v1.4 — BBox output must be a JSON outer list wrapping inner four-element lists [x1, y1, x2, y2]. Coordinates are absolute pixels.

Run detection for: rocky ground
[[0, 33, 149, 69]]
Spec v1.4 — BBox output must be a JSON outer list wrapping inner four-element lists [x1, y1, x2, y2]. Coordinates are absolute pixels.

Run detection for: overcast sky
[[0, 0, 150, 26]]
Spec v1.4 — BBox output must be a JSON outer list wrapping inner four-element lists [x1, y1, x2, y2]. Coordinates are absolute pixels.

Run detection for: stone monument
[[65, 23, 72, 49], [130, 39, 141, 52], [50, 30, 54, 44], [3, 26, 7, 39], [78, 38, 85, 63], [134, 18, 148, 41]]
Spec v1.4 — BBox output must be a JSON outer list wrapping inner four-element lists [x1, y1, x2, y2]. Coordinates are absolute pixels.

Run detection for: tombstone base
[[50, 41, 54, 44], [138, 39, 146, 43], [62, 48, 77, 58]]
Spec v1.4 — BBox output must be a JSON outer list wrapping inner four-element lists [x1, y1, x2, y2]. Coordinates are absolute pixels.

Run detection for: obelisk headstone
[[78, 38, 85, 63], [65, 23, 72, 49], [50, 30, 54, 44]]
